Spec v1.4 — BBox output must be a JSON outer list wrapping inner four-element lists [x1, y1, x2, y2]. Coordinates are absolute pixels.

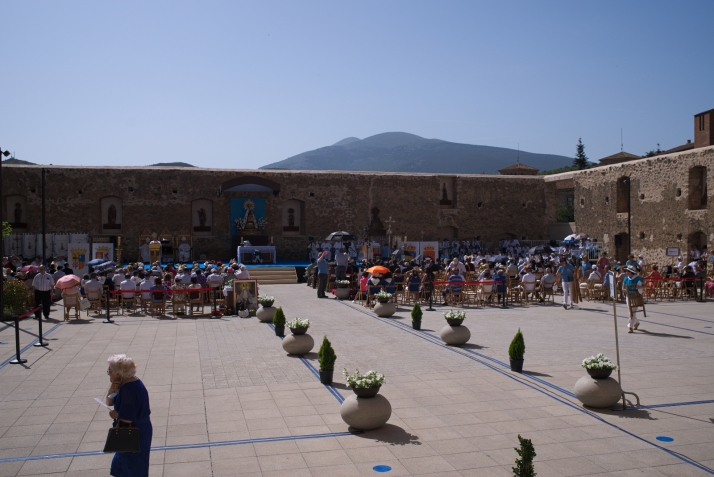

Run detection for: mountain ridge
[[261, 132, 572, 174]]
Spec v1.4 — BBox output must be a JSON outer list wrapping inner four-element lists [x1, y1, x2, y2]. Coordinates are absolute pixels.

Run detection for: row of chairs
[[80, 288, 222, 317]]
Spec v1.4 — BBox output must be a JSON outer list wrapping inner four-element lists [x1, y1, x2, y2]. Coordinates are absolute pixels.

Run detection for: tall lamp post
[[1, 148, 12, 317]]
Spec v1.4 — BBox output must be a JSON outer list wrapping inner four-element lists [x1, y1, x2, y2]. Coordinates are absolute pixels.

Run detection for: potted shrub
[[286, 317, 310, 335], [3, 280, 29, 319], [512, 434, 536, 477], [272, 307, 286, 337], [444, 309, 465, 326], [248, 308, 256, 317], [411, 303, 422, 330], [581, 353, 618, 379], [509, 328, 525, 373], [335, 280, 350, 300], [343, 368, 386, 398], [317, 336, 336, 384]]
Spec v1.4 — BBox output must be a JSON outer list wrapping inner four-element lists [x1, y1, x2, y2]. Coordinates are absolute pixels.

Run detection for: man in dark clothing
[[63, 264, 74, 276]]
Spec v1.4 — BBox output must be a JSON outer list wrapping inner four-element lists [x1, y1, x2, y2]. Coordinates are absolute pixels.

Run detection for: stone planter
[[282, 333, 314, 355], [412, 321, 421, 330], [586, 368, 613, 379], [374, 302, 396, 318], [352, 386, 380, 398], [237, 310, 250, 318], [439, 324, 470, 346], [340, 393, 392, 430], [256, 305, 276, 322], [574, 375, 622, 408], [446, 318, 464, 327], [335, 287, 350, 300], [289, 327, 308, 335], [509, 358, 524, 373]]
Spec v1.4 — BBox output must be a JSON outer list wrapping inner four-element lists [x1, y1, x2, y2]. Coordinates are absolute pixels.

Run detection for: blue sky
[[2, 1, 713, 169]]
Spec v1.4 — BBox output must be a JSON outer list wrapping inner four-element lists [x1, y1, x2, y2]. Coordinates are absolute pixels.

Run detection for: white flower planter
[[335, 287, 350, 300], [439, 324, 471, 346], [374, 301, 396, 317], [574, 375, 622, 408], [256, 305, 276, 322], [340, 393, 392, 430]]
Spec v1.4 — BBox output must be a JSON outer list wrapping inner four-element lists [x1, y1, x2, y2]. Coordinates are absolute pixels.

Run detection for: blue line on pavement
[[0, 323, 63, 370], [337, 301, 714, 475], [636, 399, 714, 410], [0, 431, 362, 463]]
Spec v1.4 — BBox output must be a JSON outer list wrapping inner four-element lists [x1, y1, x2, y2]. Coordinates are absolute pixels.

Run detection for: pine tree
[[573, 138, 589, 170], [512, 434, 537, 477]]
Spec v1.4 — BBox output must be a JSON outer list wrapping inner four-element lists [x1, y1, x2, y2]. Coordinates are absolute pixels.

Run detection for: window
[[688, 166, 707, 210], [699, 115, 705, 131], [616, 177, 630, 213]]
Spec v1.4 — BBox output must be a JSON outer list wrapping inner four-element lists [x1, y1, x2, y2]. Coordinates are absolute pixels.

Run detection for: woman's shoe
[[628, 328, 633, 333], [634, 323, 639, 330]]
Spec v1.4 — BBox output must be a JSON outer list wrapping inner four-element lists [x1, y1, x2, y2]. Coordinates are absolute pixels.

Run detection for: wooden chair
[[540, 282, 555, 304], [63, 294, 81, 320], [171, 289, 187, 315], [189, 288, 204, 315], [150, 289, 168, 316], [462, 282, 480, 307], [86, 289, 103, 316], [365, 285, 382, 308], [443, 284, 464, 307], [522, 281, 537, 303], [122, 291, 138, 314], [478, 282, 496, 306], [506, 278, 522, 305], [626, 291, 646, 319]]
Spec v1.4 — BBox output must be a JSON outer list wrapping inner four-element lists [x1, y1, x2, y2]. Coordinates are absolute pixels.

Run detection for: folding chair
[[150, 290, 168, 316], [626, 291, 646, 320], [86, 289, 103, 316], [189, 289, 205, 315]]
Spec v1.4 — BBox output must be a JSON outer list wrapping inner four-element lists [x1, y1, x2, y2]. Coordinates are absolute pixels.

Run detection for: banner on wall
[[54, 234, 69, 258], [23, 234, 36, 258], [68, 242, 90, 276], [420, 241, 439, 261], [92, 243, 114, 262], [404, 242, 420, 260]]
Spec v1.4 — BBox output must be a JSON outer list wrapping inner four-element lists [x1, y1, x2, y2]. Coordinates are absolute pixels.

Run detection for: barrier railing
[[1, 306, 42, 365]]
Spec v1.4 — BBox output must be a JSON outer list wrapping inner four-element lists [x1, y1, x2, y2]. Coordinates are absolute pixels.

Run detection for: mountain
[[149, 162, 195, 167], [2, 158, 35, 165], [260, 132, 572, 174]]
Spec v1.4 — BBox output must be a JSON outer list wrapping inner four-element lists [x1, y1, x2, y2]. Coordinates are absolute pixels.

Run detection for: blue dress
[[111, 379, 152, 477]]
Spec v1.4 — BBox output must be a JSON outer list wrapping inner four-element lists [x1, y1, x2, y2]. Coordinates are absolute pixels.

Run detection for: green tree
[[508, 328, 525, 360], [512, 434, 537, 477], [2, 222, 11, 239], [317, 336, 336, 371], [643, 143, 662, 158], [572, 138, 589, 170], [556, 205, 574, 223]]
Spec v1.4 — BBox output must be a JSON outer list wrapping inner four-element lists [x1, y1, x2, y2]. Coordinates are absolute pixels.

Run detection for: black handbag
[[103, 421, 141, 453]]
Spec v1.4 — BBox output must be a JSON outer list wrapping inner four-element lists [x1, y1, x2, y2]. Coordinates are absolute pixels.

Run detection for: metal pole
[[103, 288, 114, 323], [42, 169, 46, 266], [9, 316, 27, 364], [610, 272, 625, 409], [34, 305, 48, 347], [627, 178, 631, 256], [1, 148, 4, 320]]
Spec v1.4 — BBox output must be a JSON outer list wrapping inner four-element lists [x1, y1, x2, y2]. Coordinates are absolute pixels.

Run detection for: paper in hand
[[94, 397, 112, 409]]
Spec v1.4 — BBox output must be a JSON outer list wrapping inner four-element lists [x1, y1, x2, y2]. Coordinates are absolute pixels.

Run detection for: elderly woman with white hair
[[105, 354, 152, 477]]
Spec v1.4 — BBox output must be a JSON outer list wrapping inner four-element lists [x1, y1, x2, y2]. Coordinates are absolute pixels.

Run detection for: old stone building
[[563, 145, 713, 264], [1, 166, 557, 260]]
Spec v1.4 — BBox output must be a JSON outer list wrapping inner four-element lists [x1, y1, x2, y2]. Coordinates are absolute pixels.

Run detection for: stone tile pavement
[[0, 285, 712, 476]]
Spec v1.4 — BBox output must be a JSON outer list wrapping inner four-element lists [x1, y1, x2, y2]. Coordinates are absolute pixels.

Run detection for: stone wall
[[1, 166, 553, 260], [565, 146, 713, 264]]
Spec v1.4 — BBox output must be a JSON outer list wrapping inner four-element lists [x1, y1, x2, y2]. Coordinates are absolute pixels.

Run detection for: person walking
[[32, 265, 54, 320], [623, 266, 644, 333], [557, 257, 575, 309], [105, 354, 152, 477], [316, 251, 329, 298]]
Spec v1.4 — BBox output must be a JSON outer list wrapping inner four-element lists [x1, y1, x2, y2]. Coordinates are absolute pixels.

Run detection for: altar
[[237, 245, 277, 264]]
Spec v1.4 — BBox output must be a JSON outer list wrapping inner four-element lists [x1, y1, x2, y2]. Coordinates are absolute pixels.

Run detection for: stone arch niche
[[192, 199, 213, 236], [616, 176, 630, 214], [282, 199, 304, 236], [688, 166, 707, 210], [5, 194, 28, 230], [100, 197, 122, 233], [688, 231, 707, 262]]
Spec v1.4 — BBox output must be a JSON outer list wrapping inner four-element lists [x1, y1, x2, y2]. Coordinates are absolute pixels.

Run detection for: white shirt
[[522, 272, 536, 284], [207, 273, 223, 288], [84, 279, 103, 297], [113, 274, 124, 287], [32, 272, 55, 291], [120, 279, 136, 298], [139, 279, 153, 299]]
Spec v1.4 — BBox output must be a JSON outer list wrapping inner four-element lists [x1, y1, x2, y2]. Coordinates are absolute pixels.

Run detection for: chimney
[[687, 139, 691, 144]]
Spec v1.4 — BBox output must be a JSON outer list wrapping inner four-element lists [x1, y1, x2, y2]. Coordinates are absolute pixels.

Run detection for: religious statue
[[149, 233, 161, 264], [104, 203, 121, 229], [13, 202, 22, 225], [178, 237, 191, 263], [440, 183, 452, 205], [139, 238, 151, 263]]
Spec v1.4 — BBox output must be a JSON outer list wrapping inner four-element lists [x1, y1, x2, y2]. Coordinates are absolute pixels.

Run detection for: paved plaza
[[1, 285, 713, 477]]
